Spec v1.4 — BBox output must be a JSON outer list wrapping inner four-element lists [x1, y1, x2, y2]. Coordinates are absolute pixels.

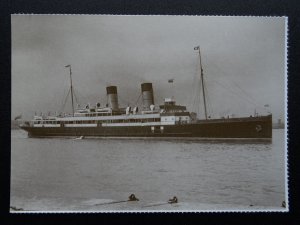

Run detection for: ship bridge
[[159, 98, 191, 124]]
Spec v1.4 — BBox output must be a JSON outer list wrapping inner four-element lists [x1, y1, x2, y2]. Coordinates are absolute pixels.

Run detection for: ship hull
[[20, 115, 272, 141]]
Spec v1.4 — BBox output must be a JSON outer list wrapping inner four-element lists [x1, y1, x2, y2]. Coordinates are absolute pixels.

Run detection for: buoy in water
[[128, 194, 139, 201], [168, 196, 178, 204]]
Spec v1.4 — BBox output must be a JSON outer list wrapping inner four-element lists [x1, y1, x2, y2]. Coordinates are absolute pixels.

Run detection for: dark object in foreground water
[[10, 206, 24, 211], [168, 196, 178, 204], [128, 194, 139, 201], [143, 196, 179, 208], [95, 194, 139, 206]]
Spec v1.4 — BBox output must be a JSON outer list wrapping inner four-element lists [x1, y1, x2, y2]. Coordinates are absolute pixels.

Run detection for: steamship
[[20, 47, 272, 141]]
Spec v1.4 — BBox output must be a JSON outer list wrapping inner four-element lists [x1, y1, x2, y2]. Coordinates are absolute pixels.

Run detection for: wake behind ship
[[19, 47, 272, 141]]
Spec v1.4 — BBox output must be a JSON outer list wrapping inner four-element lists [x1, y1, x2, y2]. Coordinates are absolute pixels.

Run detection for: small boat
[[75, 136, 84, 140]]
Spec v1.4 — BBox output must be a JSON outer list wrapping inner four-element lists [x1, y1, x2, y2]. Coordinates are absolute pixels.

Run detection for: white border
[[284, 16, 289, 211], [10, 14, 289, 213]]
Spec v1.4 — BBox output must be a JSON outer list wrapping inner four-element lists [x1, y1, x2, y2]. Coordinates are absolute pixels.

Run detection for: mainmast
[[65, 64, 75, 116], [194, 46, 208, 120]]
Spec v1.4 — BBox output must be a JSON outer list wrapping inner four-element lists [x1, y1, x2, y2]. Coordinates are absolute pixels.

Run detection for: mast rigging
[[194, 46, 208, 120]]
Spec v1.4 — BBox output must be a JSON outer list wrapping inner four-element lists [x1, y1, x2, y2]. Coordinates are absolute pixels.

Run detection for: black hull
[[20, 115, 272, 141]]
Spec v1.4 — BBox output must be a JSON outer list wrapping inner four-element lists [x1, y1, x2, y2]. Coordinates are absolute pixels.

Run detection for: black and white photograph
[[11, 15, 287, 212]]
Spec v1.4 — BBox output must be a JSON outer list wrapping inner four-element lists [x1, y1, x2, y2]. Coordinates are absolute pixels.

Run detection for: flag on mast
[[168, 79, 174, 83], [194, 46, 200, 50], [65, 65, 71, 68]]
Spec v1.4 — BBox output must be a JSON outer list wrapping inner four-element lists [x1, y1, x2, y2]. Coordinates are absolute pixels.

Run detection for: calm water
[[10, 129, 286, 211]]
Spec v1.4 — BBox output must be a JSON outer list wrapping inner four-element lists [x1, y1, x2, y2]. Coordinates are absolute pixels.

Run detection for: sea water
[[10, 129, 286, 211]]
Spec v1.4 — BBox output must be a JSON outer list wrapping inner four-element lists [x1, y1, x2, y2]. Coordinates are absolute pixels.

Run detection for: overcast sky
[[12, 15, 286, 121]]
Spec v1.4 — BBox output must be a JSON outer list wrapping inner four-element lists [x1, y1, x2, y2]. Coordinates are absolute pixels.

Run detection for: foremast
[[65, 64, 75, 116]]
